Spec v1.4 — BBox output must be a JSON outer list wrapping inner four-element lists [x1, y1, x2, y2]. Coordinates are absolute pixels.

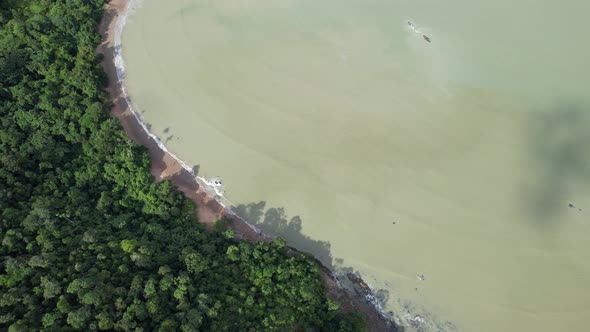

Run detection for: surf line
[[112, 0, 263, 234], [407, 20, 431, 43]]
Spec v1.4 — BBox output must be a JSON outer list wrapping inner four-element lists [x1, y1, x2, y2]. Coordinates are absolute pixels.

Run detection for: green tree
[[67, 307, 90, 329]]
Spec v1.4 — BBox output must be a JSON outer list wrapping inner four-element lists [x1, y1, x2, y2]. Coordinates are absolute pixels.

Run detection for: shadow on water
[[191, 164, 200, 177], [231, 201, 334, 267], [524, 103, 590, 224], [231, 201, 458, 331]]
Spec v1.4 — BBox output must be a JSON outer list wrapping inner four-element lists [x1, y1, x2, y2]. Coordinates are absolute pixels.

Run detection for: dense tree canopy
[[0, 0, 365, 331]]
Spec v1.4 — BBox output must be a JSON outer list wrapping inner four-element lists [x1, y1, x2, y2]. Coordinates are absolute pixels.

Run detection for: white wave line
[[113, 0, 263, 235]]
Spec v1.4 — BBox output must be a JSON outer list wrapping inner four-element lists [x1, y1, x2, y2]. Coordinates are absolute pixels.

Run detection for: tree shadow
[[231, 201, 402, 329], [523, 102, 590, 224], [232, 201, 334, 267], [191, 165, 200, 177], [231, 202, 375, 276]]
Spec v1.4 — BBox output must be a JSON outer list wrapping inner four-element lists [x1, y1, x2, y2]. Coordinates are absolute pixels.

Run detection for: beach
[[97, 0, 273, 239], [96, 0, 396, 330], [116, 0, 590, 330]]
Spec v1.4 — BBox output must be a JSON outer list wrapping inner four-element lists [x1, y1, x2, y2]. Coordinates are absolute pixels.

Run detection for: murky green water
[[122, 0, 590, 330]]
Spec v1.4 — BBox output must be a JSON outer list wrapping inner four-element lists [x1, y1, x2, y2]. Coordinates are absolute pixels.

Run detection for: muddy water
[[122, 0, 590, 330]]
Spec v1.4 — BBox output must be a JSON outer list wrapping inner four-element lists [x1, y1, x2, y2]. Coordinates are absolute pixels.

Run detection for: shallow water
[[122, 0, 590, 330]]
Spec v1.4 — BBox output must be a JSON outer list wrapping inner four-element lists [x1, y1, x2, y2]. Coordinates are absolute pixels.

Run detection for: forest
[[0, 0, 365, 330]]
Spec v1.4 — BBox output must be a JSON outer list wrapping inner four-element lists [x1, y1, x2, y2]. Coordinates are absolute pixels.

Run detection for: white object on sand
[[204, 176, 225, 197]]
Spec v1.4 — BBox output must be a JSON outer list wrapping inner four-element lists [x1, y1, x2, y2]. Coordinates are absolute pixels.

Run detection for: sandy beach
[[97, 0, 258, 236], [97, 0, 396, 330]]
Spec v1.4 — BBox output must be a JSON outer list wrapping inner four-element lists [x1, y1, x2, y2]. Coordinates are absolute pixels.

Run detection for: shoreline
[[100, 0, 268, 239], [97, 1, 398, 330]]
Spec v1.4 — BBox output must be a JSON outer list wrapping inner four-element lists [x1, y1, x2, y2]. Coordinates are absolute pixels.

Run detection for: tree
[[67, 307, 90, 329], [40, 277, 61, 300]]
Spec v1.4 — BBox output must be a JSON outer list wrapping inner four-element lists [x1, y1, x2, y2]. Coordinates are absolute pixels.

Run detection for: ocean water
[[121, 0, 590, 330]]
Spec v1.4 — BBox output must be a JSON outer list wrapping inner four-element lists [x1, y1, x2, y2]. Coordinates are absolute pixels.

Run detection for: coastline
[[97, 0, 398, 330]]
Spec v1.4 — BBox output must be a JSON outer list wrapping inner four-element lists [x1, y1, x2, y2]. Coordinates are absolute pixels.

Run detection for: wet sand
[[98, 0, 271, 238], [97, 0, 396, 330]]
